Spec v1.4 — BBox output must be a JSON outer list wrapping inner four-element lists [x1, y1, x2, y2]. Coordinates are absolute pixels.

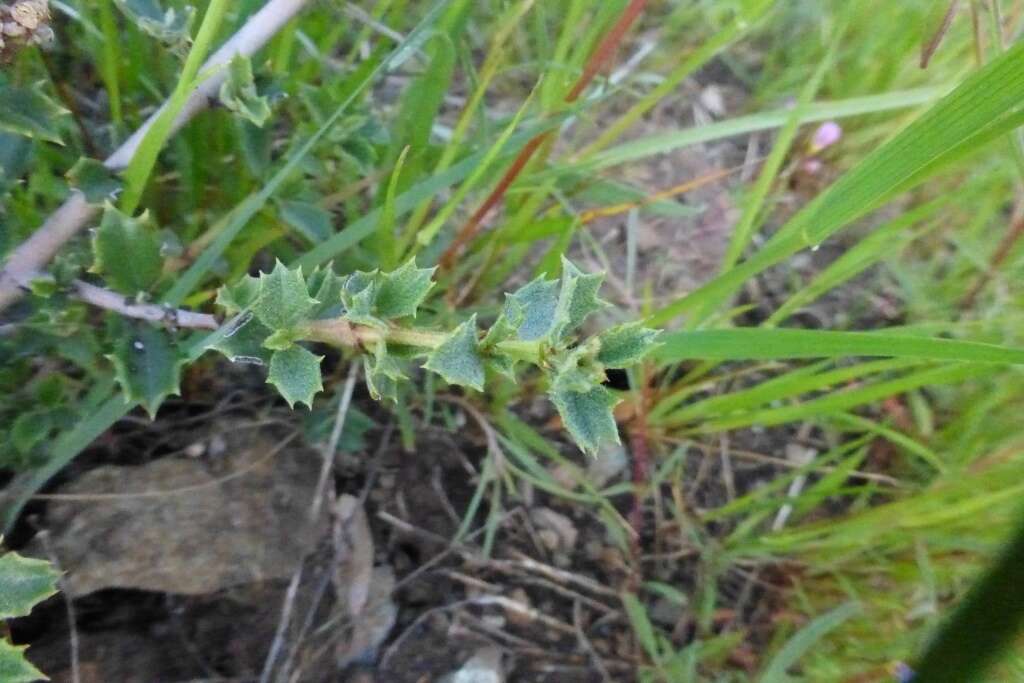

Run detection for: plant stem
[[301, 319, 543, 363]]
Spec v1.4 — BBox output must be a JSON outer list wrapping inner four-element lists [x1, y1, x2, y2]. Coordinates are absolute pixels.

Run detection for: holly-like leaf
[[551, 258, 607, 341], [215, 275, 261, 314], [91, 204, 163, 294], [0, 639, 48, 683], [0, 550, 59, 619], [113, 0, 194, 46], [0, 80, 68, 144], [424, 315, 485, 391], [219, 54, 271, 128], [375, 259, 435, 319], [208, 314, 272, 365], [549, 383, 621, 456], [305, 265, 345, 318], [67, 157, 121, 203], [107, 320, 184, 418], [483, 297, 524, 349], [339, 271, 383, 328], [364, 342, 406, 402], [506, 277, 559, 341], [267, 345, 323, 409], [253, 260, 318, 330], [597, 322, 661, 368]]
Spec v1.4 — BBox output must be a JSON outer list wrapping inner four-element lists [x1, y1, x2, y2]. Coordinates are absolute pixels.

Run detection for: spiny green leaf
[[113, 0, 194, 46], [339, 271, 384, 328], [375, 259, 435, 319], [219, 54, 271, 127], [0, 81, 68, 144], [424, 315, 485, 391], [67, 157, 122, 204], [207, 314, 272, 365], [267, 345, 323, 409], [107, 321, 184, 418], [305, 266, 345, 318], [214, 275, 261, 314], [253, 260, 318, 330], [91, 204, 162, 294], [549, 383, 621, 456], [364, 341, 406, 402], [262, 328, 298, 351], [0, 639, 48, 683], [552, 258, 607, 341], [0, 550, 60, 619], [506, 277, 559, 341], [597, 323, 661, 368], [483, 298, 524, 352]]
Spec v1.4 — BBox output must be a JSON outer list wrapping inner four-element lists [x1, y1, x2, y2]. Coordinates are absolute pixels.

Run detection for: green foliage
[[66, 158, 122, 204], [219, 54, 271, 128], [107, 319, 184, 418], [113, 0, 194, 47], [0, 545, 59, 682], [0, 80, 68, 144], [267, 345, 323, 409], [90, 204, 163, 295], [213, 260, 658, 454], [0, 549, 59, 619], [424, 316, 486, 391]]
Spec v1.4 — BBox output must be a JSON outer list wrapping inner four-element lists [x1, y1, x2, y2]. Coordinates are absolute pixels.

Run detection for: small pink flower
[[810, 121, 842, 153]]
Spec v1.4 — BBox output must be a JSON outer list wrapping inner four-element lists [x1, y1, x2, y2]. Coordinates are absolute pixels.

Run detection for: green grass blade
[[650, 40, 1024, 327], [913, 511, 1024, 682], [759, 602, 860, 682], [119, 0, 232, 214], [654, 329, 1024, 365], [566, 87, 946, 175]]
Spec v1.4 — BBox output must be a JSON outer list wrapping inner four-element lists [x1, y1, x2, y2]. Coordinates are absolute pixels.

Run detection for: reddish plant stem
[[438, 0, 650, 269], [627, 367, 653, 581], [961, 215, 1024, 309]]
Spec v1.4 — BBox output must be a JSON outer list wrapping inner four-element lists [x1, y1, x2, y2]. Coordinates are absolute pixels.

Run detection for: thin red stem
[[438, 0, 649, 269]]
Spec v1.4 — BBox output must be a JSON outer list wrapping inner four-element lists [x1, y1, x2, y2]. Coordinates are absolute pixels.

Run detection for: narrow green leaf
[[277, 200, 333, 244], [597, 322, 660, 368], [375, 259, 435, 319], [11, 411, 53, 456], [91, 204, 162, 295], [253, 260, 318, 330], [652, 39, 1024, 327], [760, 602, 860, 682], [653, 329, 1024, 365], [0, 81, 68, 144], [0, 549, 59, 619], [66, 157, 121, 204], [0, 639, 48, 683], [424, 316, 485, 391], [622, 592, 662, 664], [549, 383, 620, 456], [219, 54, 271, 127], [106, 321, 184, 418], [267, 345, 323, 409]]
